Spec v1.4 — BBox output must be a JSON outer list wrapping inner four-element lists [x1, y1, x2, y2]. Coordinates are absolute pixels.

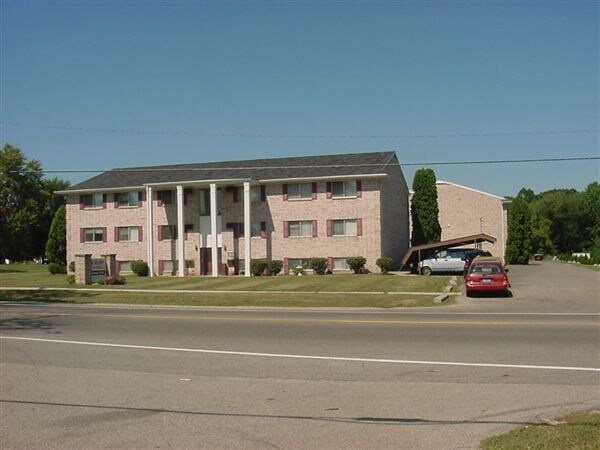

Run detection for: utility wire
[[2, 121, 598, 139], [21, 156, 600, 174]]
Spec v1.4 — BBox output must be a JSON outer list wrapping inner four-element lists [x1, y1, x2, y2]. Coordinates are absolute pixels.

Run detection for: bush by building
[[131, 260, 149, 277], [310, 258, 328, 275], [376, 257, 394, 274], [346, 256, 367, 274]]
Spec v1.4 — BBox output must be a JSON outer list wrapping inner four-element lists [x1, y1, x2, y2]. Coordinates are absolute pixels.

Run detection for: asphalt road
[[1, 261, 598, 449]]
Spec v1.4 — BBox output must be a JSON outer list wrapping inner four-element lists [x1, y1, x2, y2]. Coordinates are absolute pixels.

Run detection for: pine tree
[[505, 197, 532, 264], [411, 168, 442, 245], [45, 205, 67, 265]]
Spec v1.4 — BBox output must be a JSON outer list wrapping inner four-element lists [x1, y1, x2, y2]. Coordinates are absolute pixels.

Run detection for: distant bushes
[[556, 253, 600, 265]]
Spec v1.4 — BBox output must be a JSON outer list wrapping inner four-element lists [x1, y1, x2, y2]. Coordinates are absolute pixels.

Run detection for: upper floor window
[[116, 226, 140, 242], [332, 181, 356, 198], [159, 224, 193, 240], [82, 227, 105, 243], [157, 190, 175, 206], [117, 192, 140, 208], [287, 220, 315, 237], [288, 183, 312, 200], [332, 219, 357, 236], [82, 193, 104, 209]]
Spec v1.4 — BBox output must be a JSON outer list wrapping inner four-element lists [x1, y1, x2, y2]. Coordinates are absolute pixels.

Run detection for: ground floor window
[[289, 258, 311, 270], [333, 257, 349, 270], [119, 261, 132, 273]]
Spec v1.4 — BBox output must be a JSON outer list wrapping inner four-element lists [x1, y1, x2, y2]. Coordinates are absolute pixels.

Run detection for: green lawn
[[0, 263, 452, 308], [481, 411, 600, 450]]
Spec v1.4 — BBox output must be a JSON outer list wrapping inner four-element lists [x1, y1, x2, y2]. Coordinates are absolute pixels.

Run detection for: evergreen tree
[[411, 168, 441, 245], [505, 197, 533, 264], [45, 205, 67, 265]]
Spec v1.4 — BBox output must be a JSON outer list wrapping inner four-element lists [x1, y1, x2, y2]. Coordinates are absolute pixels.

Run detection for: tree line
[[506, 184, 600, 263], [0, 144, 69, 264]]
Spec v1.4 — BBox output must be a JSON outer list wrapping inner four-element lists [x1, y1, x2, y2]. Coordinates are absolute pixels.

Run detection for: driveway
[[455, 260, 600, 314]]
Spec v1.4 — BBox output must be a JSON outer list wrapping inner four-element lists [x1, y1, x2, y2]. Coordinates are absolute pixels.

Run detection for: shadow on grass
[[0, 290, 97, 304], [0, 267, 27, 273]]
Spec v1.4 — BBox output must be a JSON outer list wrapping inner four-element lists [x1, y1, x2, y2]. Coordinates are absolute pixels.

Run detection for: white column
[[243, 182, 251, 277], [210, 183, 218, 277], [177, 185, 185, 277], [146, 186, 154, 277]]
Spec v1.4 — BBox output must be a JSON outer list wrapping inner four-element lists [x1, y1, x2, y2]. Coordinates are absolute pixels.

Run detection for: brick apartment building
[[436, 180, 510, 259], [59, 151, 410, 276]]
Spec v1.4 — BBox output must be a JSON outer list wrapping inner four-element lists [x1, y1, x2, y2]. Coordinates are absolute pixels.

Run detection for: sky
[[1, 1, 598, 198]]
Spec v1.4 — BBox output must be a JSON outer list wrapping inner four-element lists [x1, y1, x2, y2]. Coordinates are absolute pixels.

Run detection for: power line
[[2, 121, 598, 139], [20, 156, 600, 174]]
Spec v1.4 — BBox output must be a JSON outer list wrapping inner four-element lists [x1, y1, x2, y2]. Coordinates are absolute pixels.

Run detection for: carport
[[400, 233, 497, 271]]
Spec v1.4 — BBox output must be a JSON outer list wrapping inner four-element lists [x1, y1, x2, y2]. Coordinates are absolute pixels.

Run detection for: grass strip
[[481, 411, 600, 450], [0, 289, 445, 308]]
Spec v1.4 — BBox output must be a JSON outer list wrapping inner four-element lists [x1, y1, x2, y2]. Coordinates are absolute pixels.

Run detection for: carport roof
[[400, 234, 498, 267]]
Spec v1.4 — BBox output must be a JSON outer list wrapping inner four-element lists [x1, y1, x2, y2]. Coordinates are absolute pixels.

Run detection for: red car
[[464, 257, 510, 297]]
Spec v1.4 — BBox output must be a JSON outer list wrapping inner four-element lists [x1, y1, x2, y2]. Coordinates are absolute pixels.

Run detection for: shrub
[[267, 260, 283, 276], [131, 260, 149, 277], [66, 275, 75, 284], [250, 260, 268, 276], [310, 257, 328, 275], [376, 257, 394, 274], [346, 256, 366, 274], [48, 263, 67, 275], [97, 275, 126, 285], [68, 261, 75, 273]]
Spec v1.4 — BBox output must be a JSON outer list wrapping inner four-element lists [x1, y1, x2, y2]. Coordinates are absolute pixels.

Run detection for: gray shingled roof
[[66, 151, 398, 191]]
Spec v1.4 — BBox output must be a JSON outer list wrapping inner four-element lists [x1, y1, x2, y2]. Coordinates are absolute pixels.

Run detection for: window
[[251, 186, 261, 202], [162, 260, 178, 275], [83, 228, 104, 243], [331, 181, 356, 198], [333, 258, 349, 270], [119, 261, 132, 273], [289, 258, 311, 270], [332, 219, 357, 236], [159, 224, 192, 240], [161, 225, 177, 240], [289, 220, 313, 237], [158, 190, 175, 206], [199, 189, 222, 215], [118, 192, 139, 207], [250, 222, 262, 237], [287, 183, 312, 200], [82, 193, 104, 209], [117, 226, 139, 242]]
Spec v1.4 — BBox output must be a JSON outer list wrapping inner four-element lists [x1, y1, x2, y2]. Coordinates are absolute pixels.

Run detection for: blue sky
[[1, 1, 598, 197]]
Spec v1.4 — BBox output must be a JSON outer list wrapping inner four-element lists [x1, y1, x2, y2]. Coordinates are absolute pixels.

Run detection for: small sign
[[91, 258, 106, 281]]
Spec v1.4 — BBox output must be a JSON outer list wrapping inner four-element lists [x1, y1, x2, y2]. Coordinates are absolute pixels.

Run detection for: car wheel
[[420, 266, 432, 276], [465, 290, 471, 298]]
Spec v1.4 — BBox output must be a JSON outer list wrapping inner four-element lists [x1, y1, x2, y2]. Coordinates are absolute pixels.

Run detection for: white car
[[418, 248, 472, 275]]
